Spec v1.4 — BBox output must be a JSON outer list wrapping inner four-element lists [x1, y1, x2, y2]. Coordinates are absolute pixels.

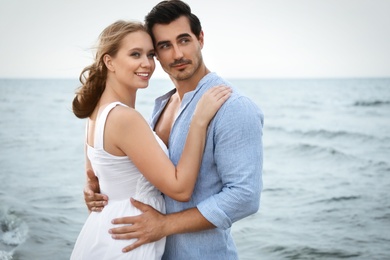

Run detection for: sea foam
[[0, 206, 29, 259]]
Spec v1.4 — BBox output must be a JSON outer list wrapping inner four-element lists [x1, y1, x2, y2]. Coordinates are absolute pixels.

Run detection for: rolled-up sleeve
[[197, 95, 264, 229]]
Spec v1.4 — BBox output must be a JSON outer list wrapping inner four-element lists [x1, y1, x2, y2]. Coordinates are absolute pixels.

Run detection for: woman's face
[[109, 30, 156, 90]]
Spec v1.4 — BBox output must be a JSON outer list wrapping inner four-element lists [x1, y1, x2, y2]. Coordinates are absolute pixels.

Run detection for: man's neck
[[172, 66, 210, 100]]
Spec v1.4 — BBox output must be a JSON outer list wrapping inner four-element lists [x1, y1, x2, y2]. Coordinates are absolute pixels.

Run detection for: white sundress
[[71, 102, 167, 260]]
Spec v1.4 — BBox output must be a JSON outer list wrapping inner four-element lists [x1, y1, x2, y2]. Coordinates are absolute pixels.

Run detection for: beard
[[168, 55, 203, 81]]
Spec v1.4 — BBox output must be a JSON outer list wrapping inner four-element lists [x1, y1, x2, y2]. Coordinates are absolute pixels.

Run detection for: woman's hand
[[83, 168, 108, 212], [193, 85, 232, 126]]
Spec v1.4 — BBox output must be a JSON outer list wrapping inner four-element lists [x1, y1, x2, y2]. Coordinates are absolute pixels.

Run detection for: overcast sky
[[0, 0, 389, 79]]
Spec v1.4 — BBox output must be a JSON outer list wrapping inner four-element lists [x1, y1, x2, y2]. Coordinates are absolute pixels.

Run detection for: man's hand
[[109, 198, 166, 252], [84, 168, 108, 212]]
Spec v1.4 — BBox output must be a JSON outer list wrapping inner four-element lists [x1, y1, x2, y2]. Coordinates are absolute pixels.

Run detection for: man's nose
[[172, 44, 184, 60]]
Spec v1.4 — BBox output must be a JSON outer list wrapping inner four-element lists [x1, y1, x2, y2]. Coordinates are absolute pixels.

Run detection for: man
[[84, 0, 263, 259]]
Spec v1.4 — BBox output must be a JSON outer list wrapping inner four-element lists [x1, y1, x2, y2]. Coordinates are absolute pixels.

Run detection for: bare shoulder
[[106, 106, 149, 136], [107, 105, 142, 122]]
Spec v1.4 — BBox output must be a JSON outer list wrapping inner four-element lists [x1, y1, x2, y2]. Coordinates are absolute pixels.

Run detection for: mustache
[[170, 59, 192, 67]]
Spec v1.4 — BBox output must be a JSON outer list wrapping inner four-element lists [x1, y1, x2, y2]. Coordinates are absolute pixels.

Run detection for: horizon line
[[1, 76, 389, 80]]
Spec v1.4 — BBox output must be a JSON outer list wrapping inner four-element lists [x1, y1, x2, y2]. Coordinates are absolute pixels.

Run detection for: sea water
[[0, 78, 389, 259]]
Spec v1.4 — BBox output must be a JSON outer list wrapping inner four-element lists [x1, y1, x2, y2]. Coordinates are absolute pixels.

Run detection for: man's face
[[152, 16, 204, 81]]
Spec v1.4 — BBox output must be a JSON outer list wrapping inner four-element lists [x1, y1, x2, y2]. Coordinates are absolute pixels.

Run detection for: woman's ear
[[103, 54, 114, 72]]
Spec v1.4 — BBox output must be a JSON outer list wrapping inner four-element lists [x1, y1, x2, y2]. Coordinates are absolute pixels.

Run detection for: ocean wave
[[353, 100, 390, 107], [263, 244, 362, 259], [266, 126, 377, 142], [0, 251, 13, 260], [374, 212, 390, 221], [299, 129, 367, 140], [280, 245, 362, 259], [284, 143, 354, 161], [312, 195, 361, 205], [0, 206, 29, 258], [359, 160, 390, 176], [262, 187, 285, 193]]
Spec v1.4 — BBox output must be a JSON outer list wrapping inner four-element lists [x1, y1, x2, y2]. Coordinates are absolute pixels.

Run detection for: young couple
[[71, 0, 264, 259]]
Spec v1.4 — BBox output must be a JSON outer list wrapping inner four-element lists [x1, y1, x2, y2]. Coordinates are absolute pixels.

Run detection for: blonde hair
[[72, 20, 147, 118]]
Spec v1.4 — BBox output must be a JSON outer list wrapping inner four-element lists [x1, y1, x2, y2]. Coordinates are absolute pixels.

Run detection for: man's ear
[[103, 54, 114, 72], [198, 30, 204, 49]]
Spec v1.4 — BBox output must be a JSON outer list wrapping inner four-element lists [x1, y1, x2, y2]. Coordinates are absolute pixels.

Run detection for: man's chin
[[172, 70, 193, 81]]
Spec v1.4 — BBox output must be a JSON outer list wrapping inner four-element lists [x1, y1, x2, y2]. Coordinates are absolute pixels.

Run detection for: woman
[[70, 20, 230, 259]]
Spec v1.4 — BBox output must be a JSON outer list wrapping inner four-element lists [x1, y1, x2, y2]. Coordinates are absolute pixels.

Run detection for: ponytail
[[72, 61, 107, 119]]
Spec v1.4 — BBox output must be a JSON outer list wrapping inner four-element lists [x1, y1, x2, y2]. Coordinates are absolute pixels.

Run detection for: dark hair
[[72, 21, 146, 118], [145, 0, 202, 43]]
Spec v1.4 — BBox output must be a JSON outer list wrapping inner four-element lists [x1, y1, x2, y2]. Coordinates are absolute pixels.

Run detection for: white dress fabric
[[71, 102, 166, 260]]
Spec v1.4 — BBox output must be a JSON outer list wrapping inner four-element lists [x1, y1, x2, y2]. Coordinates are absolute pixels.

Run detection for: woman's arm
[[109, 86, 231, 201], [83, 145, 108, 213]]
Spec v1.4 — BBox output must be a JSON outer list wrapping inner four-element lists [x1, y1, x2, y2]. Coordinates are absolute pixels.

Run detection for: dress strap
[[94, 102, 128, 149]]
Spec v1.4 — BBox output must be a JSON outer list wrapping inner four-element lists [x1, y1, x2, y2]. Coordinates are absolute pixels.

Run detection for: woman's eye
[[147, 53, 156, 59], [130, 52, 141, 57]]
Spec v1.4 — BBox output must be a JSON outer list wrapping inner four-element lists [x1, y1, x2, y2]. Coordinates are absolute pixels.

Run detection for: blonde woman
[[70, 20, 230, 259]]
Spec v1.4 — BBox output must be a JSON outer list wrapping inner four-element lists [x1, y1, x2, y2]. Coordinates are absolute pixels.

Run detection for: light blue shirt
[[150, 72, 264, 260]]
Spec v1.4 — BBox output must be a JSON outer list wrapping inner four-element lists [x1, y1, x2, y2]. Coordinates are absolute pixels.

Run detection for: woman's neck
[[102, 80, 137, 108]]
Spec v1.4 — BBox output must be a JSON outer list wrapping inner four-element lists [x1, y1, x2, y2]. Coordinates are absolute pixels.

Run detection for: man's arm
[[197, 95, 263, 228], [110, 95, 263, 252], [110, 198, 215, 252]]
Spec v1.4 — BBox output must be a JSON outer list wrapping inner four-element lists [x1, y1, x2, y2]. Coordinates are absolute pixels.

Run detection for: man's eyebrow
[[156, 40, 170, 47], [156, 33, 192, 47], [177, 33, 191, 39]]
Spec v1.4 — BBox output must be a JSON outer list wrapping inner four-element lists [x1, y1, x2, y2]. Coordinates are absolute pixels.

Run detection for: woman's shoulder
[[107, 104, 143, 123]]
